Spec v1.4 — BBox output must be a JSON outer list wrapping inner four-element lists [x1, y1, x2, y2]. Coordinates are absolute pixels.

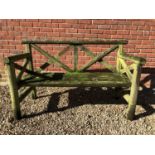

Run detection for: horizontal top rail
[[22, 39, 128, 45]]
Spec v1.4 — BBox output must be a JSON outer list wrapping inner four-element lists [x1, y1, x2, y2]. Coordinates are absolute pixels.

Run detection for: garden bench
[[4, 39, 146, 120]]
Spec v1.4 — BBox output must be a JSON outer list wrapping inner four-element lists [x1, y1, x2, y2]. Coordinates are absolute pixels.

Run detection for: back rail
[[22, 40, 127, 72]]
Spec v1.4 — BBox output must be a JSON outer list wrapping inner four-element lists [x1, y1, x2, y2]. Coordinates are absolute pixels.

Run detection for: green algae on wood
[[4, 39, 146, 121]]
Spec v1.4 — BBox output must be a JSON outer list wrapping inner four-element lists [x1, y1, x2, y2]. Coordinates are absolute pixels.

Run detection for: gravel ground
[[0, 86, 155, 135]]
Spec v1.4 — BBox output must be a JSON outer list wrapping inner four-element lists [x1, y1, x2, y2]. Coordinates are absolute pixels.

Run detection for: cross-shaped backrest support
[[22, 39, 128, 73]]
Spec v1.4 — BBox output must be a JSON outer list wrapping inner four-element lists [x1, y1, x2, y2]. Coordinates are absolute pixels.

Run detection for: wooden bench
[[4, 40, 146, 120]]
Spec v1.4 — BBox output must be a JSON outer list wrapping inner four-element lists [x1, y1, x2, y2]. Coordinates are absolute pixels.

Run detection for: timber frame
[[4, 39, 146, 120]]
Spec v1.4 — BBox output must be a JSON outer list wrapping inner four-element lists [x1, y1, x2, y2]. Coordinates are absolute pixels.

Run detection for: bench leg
[[6, 63, 21, 120], [10, 87, 21, 120], [127, 64, 141, 120], [25, 44, 37, 100]]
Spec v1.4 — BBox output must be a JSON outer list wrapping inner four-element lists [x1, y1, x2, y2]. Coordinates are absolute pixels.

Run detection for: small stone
[[147, 126, 152, 130]]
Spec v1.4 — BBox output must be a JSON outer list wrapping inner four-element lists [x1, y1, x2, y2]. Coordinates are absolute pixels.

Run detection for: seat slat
[[19, 72, 131, 87]]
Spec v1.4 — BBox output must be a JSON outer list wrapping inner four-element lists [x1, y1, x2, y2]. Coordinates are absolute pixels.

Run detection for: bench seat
[[19, 72, 131, 87]]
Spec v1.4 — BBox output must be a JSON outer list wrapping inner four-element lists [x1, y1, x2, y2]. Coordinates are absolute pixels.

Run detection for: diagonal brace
[[80, 45, 116, 72], [31, 44, 73, 72], [37, 45, 71, 72], [79, 45, 118, 71], [14, 63, 53, 80], [57, 45, 71, 57], [17, 58, 30, 81]]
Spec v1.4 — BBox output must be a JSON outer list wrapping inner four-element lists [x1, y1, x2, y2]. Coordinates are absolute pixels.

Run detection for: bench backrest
[[22, 40, 128, 73]]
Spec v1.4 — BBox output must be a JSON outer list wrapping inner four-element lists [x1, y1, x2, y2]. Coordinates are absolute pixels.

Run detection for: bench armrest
[[119, 53, 146, 65], [4, 53, 31, 64]]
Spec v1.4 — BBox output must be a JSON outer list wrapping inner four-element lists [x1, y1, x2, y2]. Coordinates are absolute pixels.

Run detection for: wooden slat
[[116, 45, 123, 73], [79, 45, 118, 71], [58, 45, 71, 57], [21, 72, 129, 81], [31, 44, 73, 72], [80, 45, 95, 57], [22, 39, 128, 45], [74, 45, 78, 71], [4, 53, 31, 64], [19, 72, 131, 87], [119, 53, 146, 65], [25, 44, 37, 99], [20, 80, 131, 87], [37, 59, 55, 73], [38, 62, 51, 72], [18, 76, 35, 84]]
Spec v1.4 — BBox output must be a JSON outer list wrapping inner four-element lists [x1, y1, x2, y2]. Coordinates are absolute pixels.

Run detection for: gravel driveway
[[0, 86, 155, 134]]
